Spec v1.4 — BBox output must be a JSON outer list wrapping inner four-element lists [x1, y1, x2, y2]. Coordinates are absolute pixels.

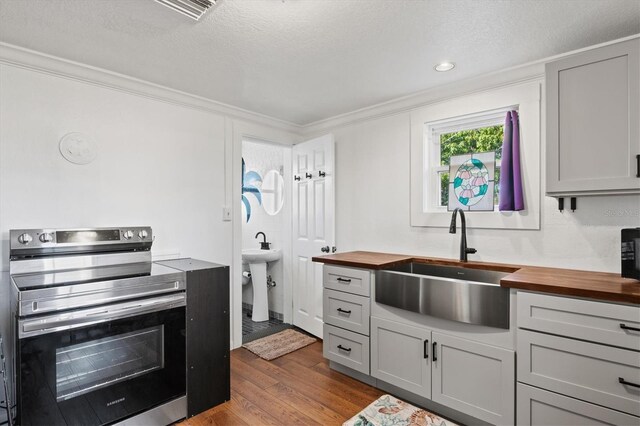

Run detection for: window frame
[[410, 82, 541, 230], [426, 108, 512, 211]]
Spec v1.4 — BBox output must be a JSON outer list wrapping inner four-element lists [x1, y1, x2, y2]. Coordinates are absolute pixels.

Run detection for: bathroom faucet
[[255, 232, 270, 250], [449, 208, 477, 262]]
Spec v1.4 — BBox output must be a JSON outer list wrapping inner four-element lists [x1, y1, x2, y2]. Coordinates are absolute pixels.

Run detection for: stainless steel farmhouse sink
[[375, 263, 512, 329]]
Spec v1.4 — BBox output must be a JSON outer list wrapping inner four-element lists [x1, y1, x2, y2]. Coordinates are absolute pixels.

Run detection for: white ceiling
[[1, 0, 639, 125]]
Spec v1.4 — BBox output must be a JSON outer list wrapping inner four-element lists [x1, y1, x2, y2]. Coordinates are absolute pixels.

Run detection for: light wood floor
[[180, 341, 384, 425]]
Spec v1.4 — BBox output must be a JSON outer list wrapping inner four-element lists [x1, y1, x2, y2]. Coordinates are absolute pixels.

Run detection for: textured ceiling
[[1, 0, 639, 125]]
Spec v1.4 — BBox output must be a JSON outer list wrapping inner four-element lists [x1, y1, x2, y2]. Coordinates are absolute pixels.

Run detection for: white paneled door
[[292, 134, 335, 337]]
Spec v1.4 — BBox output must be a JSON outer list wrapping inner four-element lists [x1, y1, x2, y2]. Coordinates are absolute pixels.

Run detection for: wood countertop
[[312, 251, 640, 305]]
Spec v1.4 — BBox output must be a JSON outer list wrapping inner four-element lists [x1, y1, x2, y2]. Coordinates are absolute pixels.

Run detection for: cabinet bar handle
[[619, 377, 640, 388], [336, 308, 351, 314], [432, 342, 438, 362], [424, 339, 429, 359], [336, 277, 351, 283], [636, 154, 640, 178], [337, 344, 351, 352], [620, 323, 640, 332]]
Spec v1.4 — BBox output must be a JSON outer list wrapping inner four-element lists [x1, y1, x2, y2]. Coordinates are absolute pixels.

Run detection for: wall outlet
[[222, 206, 232, 221]]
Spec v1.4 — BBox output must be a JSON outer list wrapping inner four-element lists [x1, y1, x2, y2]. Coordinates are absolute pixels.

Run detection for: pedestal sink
[[242, 249, 281, 322]]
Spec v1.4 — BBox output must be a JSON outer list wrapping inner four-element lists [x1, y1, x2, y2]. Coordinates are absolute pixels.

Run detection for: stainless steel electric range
[[9, 227, 188, 426]]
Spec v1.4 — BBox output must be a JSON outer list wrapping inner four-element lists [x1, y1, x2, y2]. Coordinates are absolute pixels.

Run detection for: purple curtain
[[498, 110, 524, 211]]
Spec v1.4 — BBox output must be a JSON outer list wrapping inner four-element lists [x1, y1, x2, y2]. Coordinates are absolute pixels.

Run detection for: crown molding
[[302, 65, 544, 136], [1, 33, 638, 138], [0, 42, 302, 135], [301, 33, 640, 136]]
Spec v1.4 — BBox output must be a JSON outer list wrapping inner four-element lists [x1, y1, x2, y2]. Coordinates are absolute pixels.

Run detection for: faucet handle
[[466, 247, 477, 254]]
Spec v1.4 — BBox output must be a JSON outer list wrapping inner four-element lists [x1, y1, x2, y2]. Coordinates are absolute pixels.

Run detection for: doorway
[[240, 138, 293, 343]]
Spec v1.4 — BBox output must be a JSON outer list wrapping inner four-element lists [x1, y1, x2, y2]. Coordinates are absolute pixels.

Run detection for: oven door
[[17, 294, 186, 426]]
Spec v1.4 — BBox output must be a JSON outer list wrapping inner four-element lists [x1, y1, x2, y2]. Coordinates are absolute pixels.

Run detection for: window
[[410, 81, 541, 230], [425, 108, 512, 211]]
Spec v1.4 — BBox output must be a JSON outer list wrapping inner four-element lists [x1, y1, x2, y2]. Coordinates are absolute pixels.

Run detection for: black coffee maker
[[621, 228, 640, 280]]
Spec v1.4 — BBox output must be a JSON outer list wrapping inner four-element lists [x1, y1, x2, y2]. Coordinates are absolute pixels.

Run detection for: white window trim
[[426, 108, 511, 211], [410, 81, 541, 230]]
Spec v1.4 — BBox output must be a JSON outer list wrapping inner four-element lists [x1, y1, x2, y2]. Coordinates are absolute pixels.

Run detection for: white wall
[[241, 140, 288, 315], [311, 82, 638, 273], [0, 64, 230, 269]]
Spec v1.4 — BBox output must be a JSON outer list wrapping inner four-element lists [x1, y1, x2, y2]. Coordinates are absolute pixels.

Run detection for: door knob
[[332, 246, 337, 253], [321, 246, 330, 253]]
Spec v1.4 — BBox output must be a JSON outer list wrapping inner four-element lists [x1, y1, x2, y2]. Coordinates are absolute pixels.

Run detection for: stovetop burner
[[11, 262, 180, 291]]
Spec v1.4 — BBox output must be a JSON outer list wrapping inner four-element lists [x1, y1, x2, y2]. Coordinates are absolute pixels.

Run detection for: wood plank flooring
[[180, 341, 384, 425]]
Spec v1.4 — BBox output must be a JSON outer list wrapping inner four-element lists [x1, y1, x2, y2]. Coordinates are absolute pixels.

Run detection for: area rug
[[343, 394, 458, 426], [242, 328, 316, 360]]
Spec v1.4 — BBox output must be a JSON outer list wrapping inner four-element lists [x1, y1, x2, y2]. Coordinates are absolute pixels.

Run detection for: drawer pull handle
[[619, 377, 640, 388], [337, 344, 351, 352], [620, 323, 640, 332], [424, 339, 429, 359], [336, 308, 352, 315], [432, 341, 437, 362], [336, 277, 352, 283]]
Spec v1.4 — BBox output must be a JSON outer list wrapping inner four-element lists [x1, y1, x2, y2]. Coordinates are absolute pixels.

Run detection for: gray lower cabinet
[[323, 289, 370, 335], [516, 291, 640, 425], [371, 317, 515, 425], [546, 38, 640, 196], [371, 316, 432, 397], [518, 329, 640, 417], [517, 383, 640, 426], [432, 332, 515, 425], [323, 323, 370, 374]]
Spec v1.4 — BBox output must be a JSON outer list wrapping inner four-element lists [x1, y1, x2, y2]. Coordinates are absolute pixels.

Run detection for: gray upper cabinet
[[546, 38, 640, 196]]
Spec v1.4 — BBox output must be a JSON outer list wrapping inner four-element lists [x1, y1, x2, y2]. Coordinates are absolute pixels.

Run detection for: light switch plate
[[222, 206, 232, 221]]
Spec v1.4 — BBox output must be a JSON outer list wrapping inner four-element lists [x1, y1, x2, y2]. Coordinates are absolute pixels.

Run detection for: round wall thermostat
[[59, 132, 97, 165]]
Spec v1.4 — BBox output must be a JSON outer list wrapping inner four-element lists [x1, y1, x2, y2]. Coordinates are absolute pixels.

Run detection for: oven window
[[55, 325, 164, 401]]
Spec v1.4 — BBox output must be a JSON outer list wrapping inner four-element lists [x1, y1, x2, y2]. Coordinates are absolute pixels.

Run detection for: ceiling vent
[[155, 0, 216, 21]]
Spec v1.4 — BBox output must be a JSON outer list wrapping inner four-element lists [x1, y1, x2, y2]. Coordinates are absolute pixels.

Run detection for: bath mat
[[343, 394, 458, 426], [242, 328, 316, 360], [243, 323, 293, 344]]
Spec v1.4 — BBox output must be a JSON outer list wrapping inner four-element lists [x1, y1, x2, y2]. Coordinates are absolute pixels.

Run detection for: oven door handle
[[18, 293, 185, 338]]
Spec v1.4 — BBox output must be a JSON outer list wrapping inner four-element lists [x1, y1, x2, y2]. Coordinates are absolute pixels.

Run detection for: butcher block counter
[[312, 251, 640, 305]]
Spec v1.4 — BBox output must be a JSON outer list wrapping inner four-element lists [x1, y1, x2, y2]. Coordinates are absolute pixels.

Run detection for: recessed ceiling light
[[434, 62, 455, 72], [155, 0, 216, 21]]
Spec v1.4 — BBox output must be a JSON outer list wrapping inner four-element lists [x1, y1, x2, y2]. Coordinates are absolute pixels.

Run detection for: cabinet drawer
[[518, 292, 640, 351], [323, 289, 370, 335], [518, 329, 640, 416], [323, 324, 370, 375], [517, 383, 640, 426], [323, 265, 371, 297]]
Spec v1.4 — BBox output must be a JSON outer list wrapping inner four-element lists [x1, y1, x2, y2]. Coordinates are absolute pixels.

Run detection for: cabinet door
[[546, 38, 640, 195], [370, 317, 431, 398], [432, 332, 515, 425]]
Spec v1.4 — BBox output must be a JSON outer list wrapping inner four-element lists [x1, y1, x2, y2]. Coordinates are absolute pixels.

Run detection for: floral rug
[[343, 394, 458, 426]]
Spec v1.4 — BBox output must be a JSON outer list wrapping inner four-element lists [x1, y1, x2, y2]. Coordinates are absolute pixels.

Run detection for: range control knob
[[39, 233, 54, 243], [18, 233, 33, 245], [138, 230, 148, 240], [122, 230, 134, 240]]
